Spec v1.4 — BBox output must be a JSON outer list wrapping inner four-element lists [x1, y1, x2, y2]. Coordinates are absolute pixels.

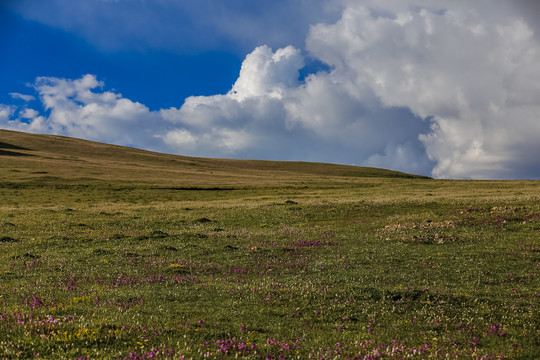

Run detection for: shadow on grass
[[0, 141, 34, 156], [0, 149, 34, 156]]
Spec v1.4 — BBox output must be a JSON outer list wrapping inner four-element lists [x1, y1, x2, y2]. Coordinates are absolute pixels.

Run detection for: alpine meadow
[[0, 129, 538, 359]]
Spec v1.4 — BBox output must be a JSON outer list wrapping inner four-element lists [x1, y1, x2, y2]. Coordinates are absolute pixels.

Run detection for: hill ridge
[[0, 129, 429, 187]]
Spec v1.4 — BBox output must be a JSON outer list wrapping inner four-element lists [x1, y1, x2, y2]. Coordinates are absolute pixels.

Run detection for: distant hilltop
[[0, 129, 430, 187]]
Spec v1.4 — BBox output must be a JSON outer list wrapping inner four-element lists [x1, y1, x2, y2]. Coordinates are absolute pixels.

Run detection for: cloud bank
[[2, 0, 540, 179]]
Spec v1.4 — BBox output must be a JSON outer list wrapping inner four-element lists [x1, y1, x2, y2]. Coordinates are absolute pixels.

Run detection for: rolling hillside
[[0, 129, 428, 188]]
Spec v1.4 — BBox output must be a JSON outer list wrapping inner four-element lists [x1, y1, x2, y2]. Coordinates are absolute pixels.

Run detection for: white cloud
[[1, 75, 160, 147], [303, 1, 540, 178], [160, 127, 252, 156], [364, 141, 433, 175], [228, 45, 304, 101], [19, 108, 39, 119], [0, 105, 13, 122], [162, 129, 198, 152], [157, 45, 306, 158], [31, 75, 156, 145], [9, 93, 36, 102]]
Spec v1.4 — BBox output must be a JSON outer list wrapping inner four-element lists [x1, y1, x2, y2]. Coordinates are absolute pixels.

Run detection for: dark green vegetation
[[0, 129, 538, 359]]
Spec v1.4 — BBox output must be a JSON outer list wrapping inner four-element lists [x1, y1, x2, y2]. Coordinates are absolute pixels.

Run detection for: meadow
[[0, 130, 539, 359]]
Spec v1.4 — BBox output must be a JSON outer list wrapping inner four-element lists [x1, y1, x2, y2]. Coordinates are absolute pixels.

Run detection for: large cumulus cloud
[[314, 1, 540, 179], [2, 0, 540, 179]]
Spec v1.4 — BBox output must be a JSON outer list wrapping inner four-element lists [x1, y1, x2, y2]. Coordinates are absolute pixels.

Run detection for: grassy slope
[[0, 129, 427, 188], [0, 130, 539, 359]]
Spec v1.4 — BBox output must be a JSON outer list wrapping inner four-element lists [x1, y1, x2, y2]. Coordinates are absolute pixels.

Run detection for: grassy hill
[[0, 129, 427, 188]]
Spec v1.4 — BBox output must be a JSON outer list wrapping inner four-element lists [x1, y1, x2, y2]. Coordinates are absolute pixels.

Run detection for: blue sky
[[1, 0, 540, 179], [0, 6, 242, 110]]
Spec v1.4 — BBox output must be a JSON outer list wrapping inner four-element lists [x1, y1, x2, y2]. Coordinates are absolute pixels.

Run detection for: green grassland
[[0, 129, 538, 359]]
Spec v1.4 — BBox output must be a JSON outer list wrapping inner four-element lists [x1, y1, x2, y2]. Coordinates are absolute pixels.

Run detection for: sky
[[1, 0, 540, 179]]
